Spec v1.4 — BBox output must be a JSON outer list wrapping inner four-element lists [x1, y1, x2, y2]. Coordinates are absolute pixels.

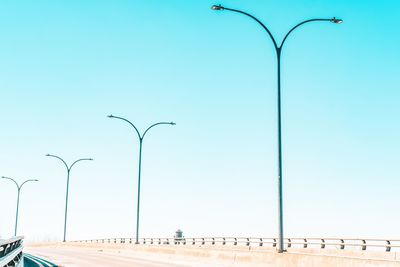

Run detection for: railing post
[[321, 239, 325, 249], [361, 240, 366, 251], [303, 238, 307, 248], [386, 240, 391, 252], [287, 238, 292, 248], [259, 238, 263, 247], [340, 239, 345, 250]]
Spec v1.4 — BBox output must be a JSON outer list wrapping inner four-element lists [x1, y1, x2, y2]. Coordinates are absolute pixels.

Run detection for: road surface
[[25, 246, 233, 267]]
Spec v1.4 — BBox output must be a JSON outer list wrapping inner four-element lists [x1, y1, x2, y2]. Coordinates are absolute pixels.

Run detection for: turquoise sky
[[0, 0, 399, 241]]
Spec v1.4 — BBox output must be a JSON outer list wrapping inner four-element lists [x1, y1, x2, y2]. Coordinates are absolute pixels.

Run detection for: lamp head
[[45, 154, 50, 156], [211, 4, 225, 11], [330, 17, 343, 24], [107, 114, 114, 118], [33, 179, 39, 182], [89, 158, 94, 161], [170, 122, 176, 125]]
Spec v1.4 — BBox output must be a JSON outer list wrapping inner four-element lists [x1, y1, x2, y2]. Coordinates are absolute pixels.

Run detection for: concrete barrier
[[0, 237, 24, 267]]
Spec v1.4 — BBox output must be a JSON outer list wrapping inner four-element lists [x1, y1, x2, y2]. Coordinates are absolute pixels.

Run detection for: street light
[[46, 154, 93, 242], [212, 4, 342, 253], [1, 176, 38, 236], [108, 114, 175, 244]]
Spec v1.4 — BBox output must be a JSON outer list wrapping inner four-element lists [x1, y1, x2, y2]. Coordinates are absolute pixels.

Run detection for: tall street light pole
[[1, 176, 38, 236], [46, 154, 93, 242], [211, 4, 342, 253], [108, 114, 175, 244]]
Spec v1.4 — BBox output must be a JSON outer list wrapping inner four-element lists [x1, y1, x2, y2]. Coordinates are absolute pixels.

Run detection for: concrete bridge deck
[[26, 242, 400, 267], [26, 245, 228, 267]]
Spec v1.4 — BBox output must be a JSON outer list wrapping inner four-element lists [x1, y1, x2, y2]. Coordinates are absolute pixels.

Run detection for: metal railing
[[0, 236, 24, 267], [74, 237, 400, 253]]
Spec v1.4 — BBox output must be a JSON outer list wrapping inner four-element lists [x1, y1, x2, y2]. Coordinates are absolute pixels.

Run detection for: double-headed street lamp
[[1, 176, 38, 236], [211, 4, 342, 253], [108, 114, 175, 244], [46, 154, 93, 242]]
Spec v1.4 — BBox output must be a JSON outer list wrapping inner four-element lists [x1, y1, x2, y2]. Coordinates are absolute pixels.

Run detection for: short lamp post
[[46, 154, 93, 242], [1, 176, 38, 236], [108, 114, 175, 244]]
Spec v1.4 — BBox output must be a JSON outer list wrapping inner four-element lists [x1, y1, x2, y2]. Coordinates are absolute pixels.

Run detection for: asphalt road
[[24, 246, 232, 267]]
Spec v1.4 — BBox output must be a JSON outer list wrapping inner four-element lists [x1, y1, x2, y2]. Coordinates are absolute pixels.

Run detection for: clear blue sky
[[0, 0, 399, 241]]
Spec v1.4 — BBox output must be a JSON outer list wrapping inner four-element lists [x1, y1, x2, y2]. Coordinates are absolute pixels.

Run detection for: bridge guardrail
[[0, 236, 24, 267], [74, 237, 400, 253]]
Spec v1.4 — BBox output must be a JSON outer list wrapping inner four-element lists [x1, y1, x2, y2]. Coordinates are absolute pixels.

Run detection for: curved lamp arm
[[70, 158, 93, 170], [108, 115, 142, 140], [142, 122, 176, 139], [213, 5, 278, 50], [46, 154, 70, 171], [1, 176, 19, 189], [280, 18, 337, 49], [19, 179, 39, 190]]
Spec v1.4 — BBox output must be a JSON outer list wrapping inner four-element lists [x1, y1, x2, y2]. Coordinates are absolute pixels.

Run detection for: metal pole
[[63, 169, 70, 242], [108, 115, 175, 243], [211, 4, 342, 253], [14, 188, 21, 236], [276, 49, 284, 252], [46, 154, 92, 242], [1, 176, 38, 237], [136, 139, 143, 244]]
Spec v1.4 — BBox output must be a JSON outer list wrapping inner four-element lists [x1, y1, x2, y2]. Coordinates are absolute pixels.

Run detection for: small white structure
[[174, 229, 184, 244]]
